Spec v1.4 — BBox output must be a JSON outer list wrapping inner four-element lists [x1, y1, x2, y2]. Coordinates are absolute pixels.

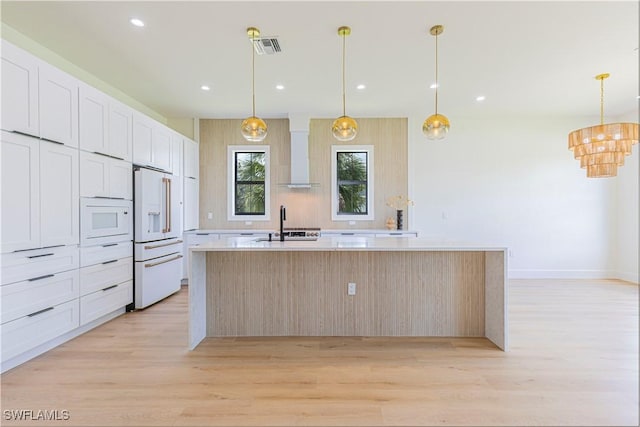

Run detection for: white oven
[[80, 198, 133, 246]]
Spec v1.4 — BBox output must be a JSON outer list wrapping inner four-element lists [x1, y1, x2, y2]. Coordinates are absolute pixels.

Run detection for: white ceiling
[[1, 1, 638, 121]]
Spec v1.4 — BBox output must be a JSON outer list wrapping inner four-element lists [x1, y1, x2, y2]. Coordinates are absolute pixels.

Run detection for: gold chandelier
[[241, 27, 267, 142], [331, 26, 358, 141], [568, 73, 638, 178], [423, 25, 450, 140]]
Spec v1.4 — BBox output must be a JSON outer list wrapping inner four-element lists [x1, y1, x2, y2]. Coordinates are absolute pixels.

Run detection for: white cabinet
[[184, 138, 199, 179], [1, 40, 39, 137], [80, 152, 132, 199], [39, 63, 79, 147], [40, 141, 80, 247], [1, 131, 40, 253], [1, 132, 79, 252], [152, 124, 172, 172], [79, 83, 108, 154], [133, 113, 172, 172], [108, 100, 133, 161], [79, 84, 133, 162], [183, 177, 199, 231], [171, 133, 183, 176], [133, 113, 153, 166]]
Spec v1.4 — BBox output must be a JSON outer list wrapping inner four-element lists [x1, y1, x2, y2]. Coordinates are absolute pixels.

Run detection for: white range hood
[[285, 113, 316, 188]]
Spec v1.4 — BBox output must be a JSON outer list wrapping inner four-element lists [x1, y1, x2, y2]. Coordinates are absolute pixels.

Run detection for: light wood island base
[[189, 238, 507, 350]]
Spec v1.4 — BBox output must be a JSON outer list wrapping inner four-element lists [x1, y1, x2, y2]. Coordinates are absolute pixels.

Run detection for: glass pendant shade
[[242, 27, 267, 142], [331, 115, 358, 141], [567, 74, 638, 178], [423, 113, 450, 140], [241, 116, 268, 142], [332, 26, 358, 141], [423, 25, 449, 140]]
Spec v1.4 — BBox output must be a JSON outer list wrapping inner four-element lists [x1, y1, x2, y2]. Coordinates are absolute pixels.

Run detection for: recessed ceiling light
[[275, 84, 285, 90], [636, 95, 640, 99], [476, 95, 486, 102], [430, 83, 438, 89], [200, 85, 210, 91], [356, 84, 366, 90], [130, 18, 145, 27]]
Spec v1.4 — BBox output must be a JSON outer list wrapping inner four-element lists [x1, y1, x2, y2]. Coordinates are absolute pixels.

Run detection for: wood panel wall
[[206, 251, 485, 337], [198, 118, 407, 230]]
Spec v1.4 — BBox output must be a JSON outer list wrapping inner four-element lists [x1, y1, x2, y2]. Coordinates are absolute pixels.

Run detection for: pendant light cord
[[252, 39, 256, 117], [434, 32, 439, 116], [599, 76, 604, 125], [342, 32, 346, 117]]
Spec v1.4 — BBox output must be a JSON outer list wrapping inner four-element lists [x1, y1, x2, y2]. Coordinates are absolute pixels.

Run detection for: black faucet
[[279, 205, 286, 241]]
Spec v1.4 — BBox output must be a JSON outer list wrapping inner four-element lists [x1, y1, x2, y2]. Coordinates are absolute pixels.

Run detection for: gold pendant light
[[332, 26, 358, 142], [241, 27, 268, 142], [568, 73, 638, 178], [423, 25, 450, 140]]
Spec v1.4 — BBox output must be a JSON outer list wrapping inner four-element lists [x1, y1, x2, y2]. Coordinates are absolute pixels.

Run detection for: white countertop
[[184, 229, 418, 235], [190, 236, 506, 252]]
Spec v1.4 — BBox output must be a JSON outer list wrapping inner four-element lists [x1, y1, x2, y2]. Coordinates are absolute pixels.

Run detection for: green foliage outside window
[[235, 152, 265, 215], [337, 152, 368, 214]]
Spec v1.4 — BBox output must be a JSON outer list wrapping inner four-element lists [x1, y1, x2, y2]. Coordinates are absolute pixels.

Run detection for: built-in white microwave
[[80, 198, 133, 246]]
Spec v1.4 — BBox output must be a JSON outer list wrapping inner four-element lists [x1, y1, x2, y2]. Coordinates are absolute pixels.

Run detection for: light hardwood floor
[[1, 279, 638, 426]]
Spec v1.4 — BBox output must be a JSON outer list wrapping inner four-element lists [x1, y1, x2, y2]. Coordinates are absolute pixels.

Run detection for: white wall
[[613, 111, 639, 283], [407, 115, 621, 279]]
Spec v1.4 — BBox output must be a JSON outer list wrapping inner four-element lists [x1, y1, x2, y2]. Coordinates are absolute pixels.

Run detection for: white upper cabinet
[[79, 82, 108, 154], [108, 100, 133, 162], [80, 152, 132, 200], [152, 124, 172, 172], [1, 131, 40, 253], [171, 132, 183, 177], [133, 113, 154, 167], [183, 138, 199, 179], [40, 140, 79, 247], [109, 158, 132, 200], [79, 84, 133, 162], [39, 63, 79, 147], [1, 40, 39, 137], [132, 112, 173, 172]]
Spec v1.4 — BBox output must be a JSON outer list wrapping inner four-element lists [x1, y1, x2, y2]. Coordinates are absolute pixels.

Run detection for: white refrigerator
[[133, 167, 183, 309]]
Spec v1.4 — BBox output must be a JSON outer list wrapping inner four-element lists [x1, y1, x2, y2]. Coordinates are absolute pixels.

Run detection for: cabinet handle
[[341, 233, 355, 236], [144, 254, 183, 268], [26, 253, 54, 259], [40, 138, 64, 145], [102, 243, 118, 247], [102, 285, 118, 292], [143, 240, 183, 250], [102, 259, 118, 265], [240, 233, 254, 236], [28, 274, 55, 282], [27, 307, 54, 317]]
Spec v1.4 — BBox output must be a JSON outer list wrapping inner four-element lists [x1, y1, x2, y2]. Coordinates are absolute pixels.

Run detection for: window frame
[[227, 145, 271, 221], [331, 145, 374, 221]]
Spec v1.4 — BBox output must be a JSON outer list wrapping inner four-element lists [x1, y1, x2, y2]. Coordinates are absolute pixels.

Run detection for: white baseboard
[[1, 307, 126, 374], [613, 271, 639, 284], [508, 269, 617, 280]]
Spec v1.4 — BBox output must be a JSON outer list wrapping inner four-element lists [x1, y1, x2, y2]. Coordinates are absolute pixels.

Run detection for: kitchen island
[[189, 237, 508, 350]]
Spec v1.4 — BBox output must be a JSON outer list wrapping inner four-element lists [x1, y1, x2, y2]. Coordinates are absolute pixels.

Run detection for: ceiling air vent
[[252, 37, 281, 55]]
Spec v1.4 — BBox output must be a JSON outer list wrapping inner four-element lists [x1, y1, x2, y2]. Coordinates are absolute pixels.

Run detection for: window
[[331, 145, 374, 221], [228, 146, 270, 221]]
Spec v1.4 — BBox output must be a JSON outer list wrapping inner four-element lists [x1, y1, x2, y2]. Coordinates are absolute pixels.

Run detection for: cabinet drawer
[[80, 280, 132, 326], [1, 299, 79, 362], [135, 238, 183, 260], [80, 241, 132, 267], [1, 246, 79, 286], [1, 269, 79, 324], [80, 257, 132, 296]]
